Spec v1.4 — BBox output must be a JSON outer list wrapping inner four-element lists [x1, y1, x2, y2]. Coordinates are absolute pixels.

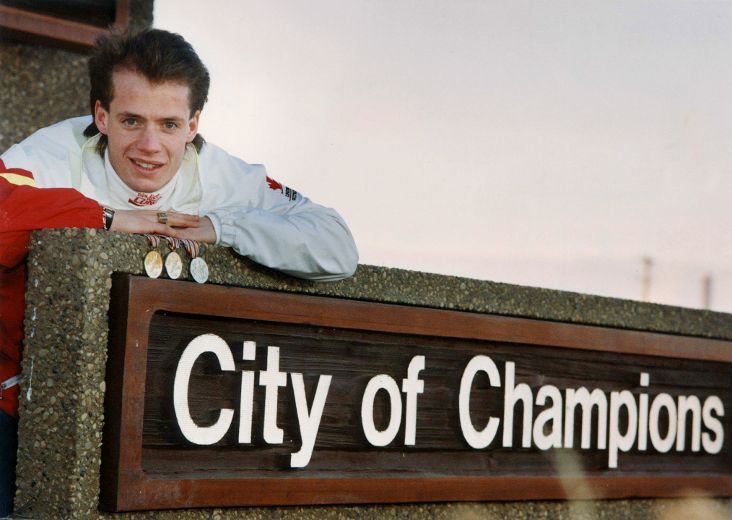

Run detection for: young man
[[0, 29, 357, 515]]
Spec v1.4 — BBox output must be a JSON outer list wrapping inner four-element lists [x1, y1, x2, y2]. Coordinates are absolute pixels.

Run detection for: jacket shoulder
[[197, 142, 265, 176], [194, 142, 269, 209], [27, 116, 91, 149], [1, 116, 91, 187]]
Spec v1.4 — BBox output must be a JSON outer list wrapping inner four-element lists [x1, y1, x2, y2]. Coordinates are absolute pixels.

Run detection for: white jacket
[[1, 116, 358, 281]]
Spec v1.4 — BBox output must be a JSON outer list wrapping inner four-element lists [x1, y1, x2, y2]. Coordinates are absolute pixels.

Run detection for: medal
[[182, 238, 209, 284], [143, 234, 163, 278], [189, 257, 209, 284], [165, 250, 183, 279], [163, 236, 183, 279]]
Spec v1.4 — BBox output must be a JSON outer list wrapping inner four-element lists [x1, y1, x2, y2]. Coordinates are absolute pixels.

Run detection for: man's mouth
[[130, 158, 164, 172]]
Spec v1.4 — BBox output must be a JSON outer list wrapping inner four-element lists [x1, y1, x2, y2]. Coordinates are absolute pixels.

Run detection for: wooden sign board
[[101, 274, 732, 512]]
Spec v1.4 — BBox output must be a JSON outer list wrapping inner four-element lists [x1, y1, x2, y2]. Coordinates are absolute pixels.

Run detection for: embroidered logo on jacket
[[266, 176, 283, 193], [266, 176, 299, 202], [129, 193, 162, 206]]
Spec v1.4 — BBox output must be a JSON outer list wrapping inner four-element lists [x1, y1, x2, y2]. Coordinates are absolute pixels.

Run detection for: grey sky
[[155, 1, 732, 311]]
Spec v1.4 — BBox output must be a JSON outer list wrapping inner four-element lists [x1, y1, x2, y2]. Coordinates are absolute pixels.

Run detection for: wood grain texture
[[100, 275, 732, 512]]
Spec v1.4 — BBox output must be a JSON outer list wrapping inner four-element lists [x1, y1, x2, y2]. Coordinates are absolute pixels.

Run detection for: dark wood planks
[[100, 275, 732, 512]]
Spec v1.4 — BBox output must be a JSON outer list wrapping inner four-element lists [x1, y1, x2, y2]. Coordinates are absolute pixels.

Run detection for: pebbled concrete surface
[[13, 228, 732, 519]]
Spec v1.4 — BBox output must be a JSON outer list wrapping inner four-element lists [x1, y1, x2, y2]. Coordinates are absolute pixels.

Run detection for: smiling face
[[94, 69, 200, 193]]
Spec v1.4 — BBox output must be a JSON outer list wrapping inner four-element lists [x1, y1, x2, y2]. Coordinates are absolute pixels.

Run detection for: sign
[[101, 275, 732, 511], [0, 0, 129, 49]]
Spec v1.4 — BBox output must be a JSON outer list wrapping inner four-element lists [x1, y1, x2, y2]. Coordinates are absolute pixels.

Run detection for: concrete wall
[[14, 228, 732, 519]]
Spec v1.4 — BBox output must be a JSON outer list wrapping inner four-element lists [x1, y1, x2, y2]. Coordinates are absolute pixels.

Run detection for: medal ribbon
[[180, 238, 201, 259], [162, 236, 180, 252], [144, 234, 160, 248]]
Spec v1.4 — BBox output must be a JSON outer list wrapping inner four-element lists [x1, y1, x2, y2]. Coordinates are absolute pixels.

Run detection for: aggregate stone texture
[[13, 229, 732, 519], [0, 41, 89, 154]]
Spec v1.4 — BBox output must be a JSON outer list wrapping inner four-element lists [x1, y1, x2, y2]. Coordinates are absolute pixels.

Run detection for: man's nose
[[137, 127, 162, 152]]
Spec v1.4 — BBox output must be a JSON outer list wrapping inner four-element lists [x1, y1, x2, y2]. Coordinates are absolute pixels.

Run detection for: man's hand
[[170, 216, 217, 243], [110, 209, 199, 235], [109, 209, 216, 243]]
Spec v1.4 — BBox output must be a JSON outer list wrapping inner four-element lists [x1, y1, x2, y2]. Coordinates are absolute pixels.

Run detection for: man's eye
[[122, 118, 137, 127], [163, 121, 179, 129]]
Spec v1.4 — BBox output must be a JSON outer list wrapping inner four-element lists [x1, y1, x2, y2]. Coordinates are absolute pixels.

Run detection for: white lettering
[[173, 334, 235, 445], [290, 372, 332, 468], [649, 393, 677, 453], [637, 373, 650, 451], [533, 385, 563, 450], [502, 361, 533, 448], [361, 374, 402, 446], [702, 396, 725, 454], [171, 337, 727, 471], [238, 340, 256, 444], [608, 390, 638, 468], [458, 355, 501, 449], [563, 387, 608, 449], [259, 346, 287, 444], [676, 395, 701, 452], [401, 356, 426, 446]]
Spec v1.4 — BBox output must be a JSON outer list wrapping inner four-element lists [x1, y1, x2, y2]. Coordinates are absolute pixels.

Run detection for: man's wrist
[[102, 206, 115, 230]]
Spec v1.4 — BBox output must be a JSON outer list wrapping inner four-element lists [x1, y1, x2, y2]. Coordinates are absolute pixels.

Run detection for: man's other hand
[[171, 216, 216, 243]]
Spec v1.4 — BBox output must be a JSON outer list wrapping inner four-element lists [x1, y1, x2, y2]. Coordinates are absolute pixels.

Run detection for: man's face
[[94, 69, 200, 193]]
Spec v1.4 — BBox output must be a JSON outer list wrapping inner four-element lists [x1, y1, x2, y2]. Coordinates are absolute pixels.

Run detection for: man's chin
[[123, 174, 169, 194], [130, 184, 162, 194]]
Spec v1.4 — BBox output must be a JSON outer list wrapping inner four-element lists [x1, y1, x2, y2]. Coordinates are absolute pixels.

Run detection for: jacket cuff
[[205, 212, 223, 245]]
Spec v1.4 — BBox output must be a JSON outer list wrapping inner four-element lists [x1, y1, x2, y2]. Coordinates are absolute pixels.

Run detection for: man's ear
[[187, 110, 201, 142], [94, 100, 110, 135]]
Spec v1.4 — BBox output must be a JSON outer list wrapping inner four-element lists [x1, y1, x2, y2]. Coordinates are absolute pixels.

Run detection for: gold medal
[[144, 250, 163, 278], [144, 234, 163, 278], [165, 251, 183, 279], [163, 237, 183, 279]]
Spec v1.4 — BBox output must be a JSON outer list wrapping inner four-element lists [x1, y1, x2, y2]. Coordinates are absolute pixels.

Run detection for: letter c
[[459, 355, 501, 449], [173, 333, 235, 445]]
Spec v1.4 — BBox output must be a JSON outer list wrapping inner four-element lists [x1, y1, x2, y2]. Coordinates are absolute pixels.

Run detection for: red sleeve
[[0, 160, 103, 269]]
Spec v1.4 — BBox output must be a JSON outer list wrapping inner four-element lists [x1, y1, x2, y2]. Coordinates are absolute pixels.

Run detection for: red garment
[[0, 159, 103, 417]]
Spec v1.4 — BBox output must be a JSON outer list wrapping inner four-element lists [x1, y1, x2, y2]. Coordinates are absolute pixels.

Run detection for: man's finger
[[163, 211, 200, 228], [171, 218, 217, 244]]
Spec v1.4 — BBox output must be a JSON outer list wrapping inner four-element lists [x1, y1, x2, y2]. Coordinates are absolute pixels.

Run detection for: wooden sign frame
[[101, 274, 732, 512], [0, 1, 129, 50]]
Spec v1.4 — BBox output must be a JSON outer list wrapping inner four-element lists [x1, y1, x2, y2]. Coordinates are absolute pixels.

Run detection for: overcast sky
[[154, 1, 732, 312]]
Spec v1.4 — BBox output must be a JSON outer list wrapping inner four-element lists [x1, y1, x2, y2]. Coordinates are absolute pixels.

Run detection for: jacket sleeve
[[200, 151, 358, 281], [0, 160, 102, 269]]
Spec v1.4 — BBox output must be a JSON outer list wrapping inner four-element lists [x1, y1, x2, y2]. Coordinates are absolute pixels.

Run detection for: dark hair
[[83, 29, 210, 154]]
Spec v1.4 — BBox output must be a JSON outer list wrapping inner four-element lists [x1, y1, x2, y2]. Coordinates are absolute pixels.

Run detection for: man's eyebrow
[[118, 111, 144, 119], [116, 113, 185, 123], [158, 116, 187, 123]]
